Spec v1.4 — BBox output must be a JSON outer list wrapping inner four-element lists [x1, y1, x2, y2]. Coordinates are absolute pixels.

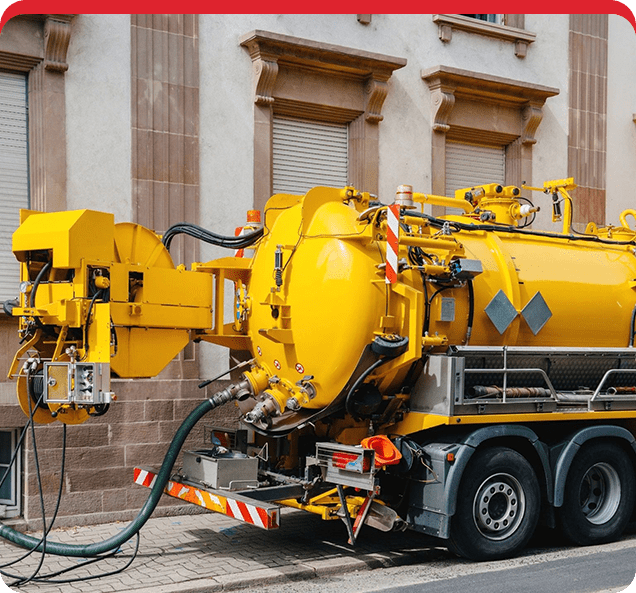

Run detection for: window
[[445, 142, 505, 196], [432, 14, 536, 58], [240, 30, 406, 210], [0, 429, 21, 518], [461, 14, 500, 24], [422, 66, 559, 215], [0, 72, 28, 302], [272, 117, 348, 195]]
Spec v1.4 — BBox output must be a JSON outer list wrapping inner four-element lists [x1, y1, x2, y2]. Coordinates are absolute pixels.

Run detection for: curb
[[123, 549, 428, 593]]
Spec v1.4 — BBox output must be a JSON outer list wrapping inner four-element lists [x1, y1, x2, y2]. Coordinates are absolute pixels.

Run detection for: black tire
[[558, 441, 635, 546], [449, 447, 540, 561]]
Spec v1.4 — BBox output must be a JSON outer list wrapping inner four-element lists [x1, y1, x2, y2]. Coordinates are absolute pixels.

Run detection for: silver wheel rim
[[473, 473, 526, 541], [580, 462, 621, 525]]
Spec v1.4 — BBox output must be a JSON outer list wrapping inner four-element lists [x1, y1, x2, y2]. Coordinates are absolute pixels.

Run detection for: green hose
[[0, 386, 238, 557]]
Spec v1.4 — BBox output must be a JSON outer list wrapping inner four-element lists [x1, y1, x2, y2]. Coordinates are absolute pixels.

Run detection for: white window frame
[[0, 428, 22, 519]]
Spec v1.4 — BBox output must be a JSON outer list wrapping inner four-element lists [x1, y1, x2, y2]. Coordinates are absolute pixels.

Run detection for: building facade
[[0, 13, 634, 526]]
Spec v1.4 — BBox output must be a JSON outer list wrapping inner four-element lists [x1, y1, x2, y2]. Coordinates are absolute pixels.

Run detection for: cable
[[405, 209, 636, 247], [29, 261, 52, 308], [466, 278, 475, 344], [0, 384, 240, 557], [81, 289, 103, 360], [345, 358, 392, 419], [629, 303, 636, 347], [161, 222, 264, 252]]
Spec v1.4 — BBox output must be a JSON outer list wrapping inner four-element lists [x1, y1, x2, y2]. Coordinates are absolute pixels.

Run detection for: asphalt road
[[256, 533, 636, 593]]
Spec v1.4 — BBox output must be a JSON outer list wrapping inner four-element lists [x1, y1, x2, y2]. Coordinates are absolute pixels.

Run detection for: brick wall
[[20, 378, 240, 530]]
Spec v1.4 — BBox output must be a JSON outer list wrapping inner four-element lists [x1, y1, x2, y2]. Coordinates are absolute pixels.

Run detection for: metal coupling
[[209, 379, 252, 407]]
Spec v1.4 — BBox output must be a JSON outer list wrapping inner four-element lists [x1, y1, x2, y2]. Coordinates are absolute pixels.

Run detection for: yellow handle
[[619, 209, 636, 229]]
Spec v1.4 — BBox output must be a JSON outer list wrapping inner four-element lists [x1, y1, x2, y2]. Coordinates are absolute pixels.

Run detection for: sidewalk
[[0, 507, 445, 593]]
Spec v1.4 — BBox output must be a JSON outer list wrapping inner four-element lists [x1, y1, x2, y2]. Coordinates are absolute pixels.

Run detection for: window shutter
[[272, 117, 348, 195], [0, 73, 28, 302], [445, 142, 505, 197]]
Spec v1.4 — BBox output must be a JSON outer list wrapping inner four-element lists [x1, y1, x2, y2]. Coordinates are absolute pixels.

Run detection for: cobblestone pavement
[[0, 508, 448, 593]]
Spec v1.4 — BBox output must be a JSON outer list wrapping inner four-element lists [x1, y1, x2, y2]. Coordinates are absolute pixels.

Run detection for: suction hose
[[0, 382, 247, 557]]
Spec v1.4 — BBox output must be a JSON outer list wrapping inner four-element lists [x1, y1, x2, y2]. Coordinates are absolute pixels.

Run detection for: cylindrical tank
[[241, 185, 636, 427]]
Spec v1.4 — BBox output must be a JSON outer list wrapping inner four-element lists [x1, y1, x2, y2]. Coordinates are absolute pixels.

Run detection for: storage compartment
[[182, 449, 259, 490]]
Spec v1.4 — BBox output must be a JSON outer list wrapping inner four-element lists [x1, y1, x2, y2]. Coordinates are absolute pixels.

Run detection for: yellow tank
[[238, 179, 636, 431]]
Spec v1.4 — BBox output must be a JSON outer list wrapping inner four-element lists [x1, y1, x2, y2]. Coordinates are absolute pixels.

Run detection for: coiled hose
[[0, 385, 240, 557]]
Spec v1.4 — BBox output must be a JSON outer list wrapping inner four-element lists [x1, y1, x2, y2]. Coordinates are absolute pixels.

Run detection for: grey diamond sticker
[[485, 289, 518, 334], [521, 291, 552, 335]]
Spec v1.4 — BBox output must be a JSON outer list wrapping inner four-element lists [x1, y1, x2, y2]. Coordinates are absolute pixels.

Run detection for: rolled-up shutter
[[445, 141, 505, 196], [0, 72, 28, 301], [272, 116, 348, 195]]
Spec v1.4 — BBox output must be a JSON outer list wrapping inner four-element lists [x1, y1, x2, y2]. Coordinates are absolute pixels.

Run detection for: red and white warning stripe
[[385, 203, 400, 284], [133, 467, 279, 530]]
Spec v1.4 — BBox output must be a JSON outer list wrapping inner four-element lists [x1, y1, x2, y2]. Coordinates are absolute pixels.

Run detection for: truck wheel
[[558, 442, 635, 546], [449, 447, 540, 561]]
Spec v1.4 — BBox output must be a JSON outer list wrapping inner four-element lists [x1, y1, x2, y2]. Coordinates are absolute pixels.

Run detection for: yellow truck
[[3, 178, 636, 561]]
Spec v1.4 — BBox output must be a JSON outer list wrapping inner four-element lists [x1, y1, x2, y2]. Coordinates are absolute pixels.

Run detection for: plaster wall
[[606, 14, 636, 226], [196, 14, 571, 374], [65, 14, 132, 223], [198, 14, 569, 236]]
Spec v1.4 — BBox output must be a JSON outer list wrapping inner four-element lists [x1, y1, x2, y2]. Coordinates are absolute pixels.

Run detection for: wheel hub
[[473, 473, 526, 541], [580, 462, 621, 525]]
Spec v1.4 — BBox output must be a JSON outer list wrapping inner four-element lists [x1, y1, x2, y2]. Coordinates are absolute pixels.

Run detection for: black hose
[[405, 210, 636, 246], [629, 303, 636, 347], [466, 278, 475, 345], [0, 386, 238, 557], [162, 222, 264, 252], [345, 358, 392, 419], [29, 261, 52, 308]]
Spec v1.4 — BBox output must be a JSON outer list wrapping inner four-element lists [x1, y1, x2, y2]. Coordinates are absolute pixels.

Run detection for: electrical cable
[[6, 364, 48, 587], [0, 370, 139, 585], [0, 422, 65, 573], [0, 385, 238, 557]]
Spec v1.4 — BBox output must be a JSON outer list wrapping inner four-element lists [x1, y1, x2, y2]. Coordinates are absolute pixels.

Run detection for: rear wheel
[[558, 442, 635, 546], [449, 447, 540, 561]]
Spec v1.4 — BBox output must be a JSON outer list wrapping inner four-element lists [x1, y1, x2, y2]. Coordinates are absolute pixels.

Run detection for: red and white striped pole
[[386, 203, 400, 284]]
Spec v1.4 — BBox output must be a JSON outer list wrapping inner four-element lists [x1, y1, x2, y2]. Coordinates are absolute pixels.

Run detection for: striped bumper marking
[[133, 467, 279, 529]]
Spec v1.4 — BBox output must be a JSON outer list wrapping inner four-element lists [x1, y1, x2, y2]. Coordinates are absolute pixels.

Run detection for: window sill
[[432, 14, 536, 58]]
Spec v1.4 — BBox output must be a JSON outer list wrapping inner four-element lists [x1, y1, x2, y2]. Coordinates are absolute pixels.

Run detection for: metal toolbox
[[182, 449, 259, 490]]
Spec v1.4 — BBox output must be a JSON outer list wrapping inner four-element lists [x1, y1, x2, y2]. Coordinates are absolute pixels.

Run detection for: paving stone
[[0, 508, 433, 593]]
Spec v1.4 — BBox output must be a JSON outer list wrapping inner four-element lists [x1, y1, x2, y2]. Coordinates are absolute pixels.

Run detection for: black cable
[[0, 422, 65, 571], [516, 196, 537, 229], [25, 533, 140, 584], [629, 303, 636, 347], [29, 261, 52, 308], [161, 222, 264, 252], [6, 366, 48, 587], [466, 278, 475, 345], [82, 289, 104, 360], [405, 210, 636, 246], [345, 358, 392, 419]]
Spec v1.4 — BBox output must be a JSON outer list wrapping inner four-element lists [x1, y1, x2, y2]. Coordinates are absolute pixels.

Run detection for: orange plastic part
[[360, 435, 402, 467]]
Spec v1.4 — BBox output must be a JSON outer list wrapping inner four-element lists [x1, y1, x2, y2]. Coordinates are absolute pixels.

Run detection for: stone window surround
[[0, 14, 74, 405], [433, 14, 536, 58], [422, 65, 559, 214], [0, 14, 74, 213], [239, 30, 406, 210]]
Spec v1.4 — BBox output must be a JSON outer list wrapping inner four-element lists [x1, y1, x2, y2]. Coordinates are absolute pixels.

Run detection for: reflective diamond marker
[[484, 290, 518, 334], [521, 291, 552, 335]]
